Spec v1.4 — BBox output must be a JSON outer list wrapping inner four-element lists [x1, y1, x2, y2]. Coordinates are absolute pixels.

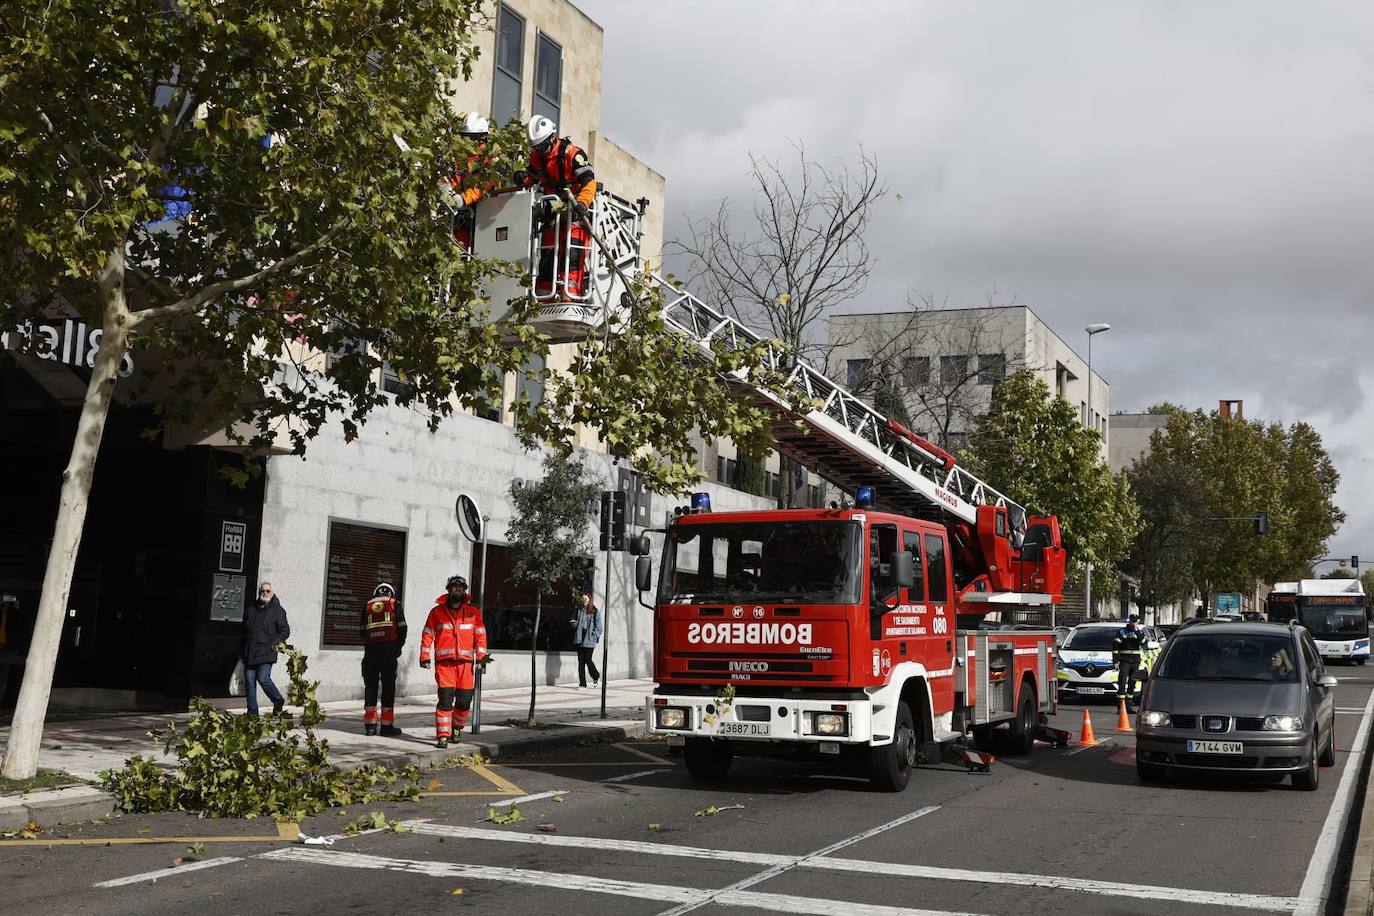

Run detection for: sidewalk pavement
[[0, 677, 654, 831]]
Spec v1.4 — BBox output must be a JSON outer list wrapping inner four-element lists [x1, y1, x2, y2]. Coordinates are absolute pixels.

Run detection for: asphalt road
[[6, 663, 1373, 916]]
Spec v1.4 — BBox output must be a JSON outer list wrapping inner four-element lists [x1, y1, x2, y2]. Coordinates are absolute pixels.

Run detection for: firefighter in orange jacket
[[449, 112, 492, 255], [520, 115, 597, 299], [419, 575, 489, 748], [361, 583, 407, 737]]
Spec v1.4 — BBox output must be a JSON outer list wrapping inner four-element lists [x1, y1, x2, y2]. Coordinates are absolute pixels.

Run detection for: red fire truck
[[466, 185, 1071, 791], [639, 490, 1067, 791]]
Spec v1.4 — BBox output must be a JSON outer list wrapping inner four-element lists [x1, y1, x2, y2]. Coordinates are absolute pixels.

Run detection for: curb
[[1347, 780, 1374, 916], [2, 716, 648, 833], [332, 718, 649, 772], [0, 785, 113, 832]]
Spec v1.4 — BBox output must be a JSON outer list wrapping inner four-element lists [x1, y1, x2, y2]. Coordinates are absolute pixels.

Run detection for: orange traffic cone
[[1077, 708, 1097, 746], [1115, 697, 1134, 733]]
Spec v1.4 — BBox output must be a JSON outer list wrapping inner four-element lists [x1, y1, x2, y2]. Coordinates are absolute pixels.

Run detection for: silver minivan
[[1135, 621, 1338, 789]]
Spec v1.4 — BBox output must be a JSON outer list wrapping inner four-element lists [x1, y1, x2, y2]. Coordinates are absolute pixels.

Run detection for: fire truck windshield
[[658, 520, 864, 605]]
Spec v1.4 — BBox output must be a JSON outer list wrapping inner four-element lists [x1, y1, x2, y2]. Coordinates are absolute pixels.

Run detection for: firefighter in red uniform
[[361, 583, 407, 736], [419, 575, 489, 748], [449, 112, 492, 255], [520, 115, 598, 299]]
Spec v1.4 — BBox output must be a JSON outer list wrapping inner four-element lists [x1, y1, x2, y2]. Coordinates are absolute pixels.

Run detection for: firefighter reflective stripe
[[1113, 629, 1145, 660], [365, 597, 399, 642]]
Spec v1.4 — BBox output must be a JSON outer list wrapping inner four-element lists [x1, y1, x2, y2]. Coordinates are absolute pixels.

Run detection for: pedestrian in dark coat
[[242, 581, 290, 716]]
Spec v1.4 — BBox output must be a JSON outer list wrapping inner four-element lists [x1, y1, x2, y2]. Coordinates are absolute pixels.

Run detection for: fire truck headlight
[[656, 707, 689, 730], [813, 712, 849, 736]]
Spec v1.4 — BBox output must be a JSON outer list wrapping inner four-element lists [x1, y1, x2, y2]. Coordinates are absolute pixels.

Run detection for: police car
[[1056, 621, 1161, 701]]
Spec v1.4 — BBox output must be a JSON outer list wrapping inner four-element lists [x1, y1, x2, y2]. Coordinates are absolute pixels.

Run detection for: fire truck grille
[[684, 660, 815, 673]]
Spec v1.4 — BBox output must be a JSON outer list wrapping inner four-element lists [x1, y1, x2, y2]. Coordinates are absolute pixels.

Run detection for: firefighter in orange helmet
[[361, 583, 407, 736], [419, 575, 489, 749], [519, 115, 598, 299]]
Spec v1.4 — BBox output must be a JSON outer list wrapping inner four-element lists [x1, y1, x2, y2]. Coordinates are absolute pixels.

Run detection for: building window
[[382, 361, 410, 397], [977, 353, 1006, 385], [322, 521, 407, 648], [846, 358, 872, 390], [517, 352, 545, 409], [470, 544, 592, 651], [945, 431, 968, 452], [492, 3, 525, 125], [533, 33, 562, 124], [901, 355, 930, 387], [940, 355, 970, 383]]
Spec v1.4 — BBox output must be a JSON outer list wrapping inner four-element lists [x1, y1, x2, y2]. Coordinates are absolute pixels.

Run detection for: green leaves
[[964, 370, 1141, 583], [98, 645, 419, 820], [1123, 407, 1344, 604]]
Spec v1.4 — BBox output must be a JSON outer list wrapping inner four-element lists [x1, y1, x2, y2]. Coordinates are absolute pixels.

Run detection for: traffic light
[[1354, 556, 1361, 570], [1253, 511, 1269, 536], [600, 490, 626, 551]]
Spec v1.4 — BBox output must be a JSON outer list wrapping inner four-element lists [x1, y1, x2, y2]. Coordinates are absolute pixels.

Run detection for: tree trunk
[[2, 252, 131, 780], [526, 594, 542, 727]]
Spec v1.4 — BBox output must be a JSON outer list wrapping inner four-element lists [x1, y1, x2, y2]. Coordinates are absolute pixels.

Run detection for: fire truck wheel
[[868, 701, 916, 792], [683, 738, 733, 781], [1003, 685, 1036, 756]]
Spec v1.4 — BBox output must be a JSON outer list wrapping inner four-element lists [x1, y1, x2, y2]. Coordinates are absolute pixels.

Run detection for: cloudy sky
[[576, 0, 1374, 564]]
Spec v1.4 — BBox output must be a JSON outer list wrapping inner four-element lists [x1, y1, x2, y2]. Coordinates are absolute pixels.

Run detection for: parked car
[[1135, 621, 1338, 789], [1157, 624, 1182, 642], [1056, 621, 1161, 702]]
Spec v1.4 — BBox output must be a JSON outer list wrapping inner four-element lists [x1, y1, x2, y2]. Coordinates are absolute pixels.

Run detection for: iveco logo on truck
[[729, 661, 770, 672], [686, 622, 814, 645]]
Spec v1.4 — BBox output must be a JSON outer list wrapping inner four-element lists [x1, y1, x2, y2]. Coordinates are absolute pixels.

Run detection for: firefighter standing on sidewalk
[[419, 575, 489, 749], [1113, 615, 1148, 712], [361, 583, 407, 737], [519, 115, 598, 299]]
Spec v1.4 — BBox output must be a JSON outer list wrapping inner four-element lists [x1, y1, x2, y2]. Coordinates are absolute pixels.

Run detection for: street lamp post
[[1084, 322, 1111, 620]]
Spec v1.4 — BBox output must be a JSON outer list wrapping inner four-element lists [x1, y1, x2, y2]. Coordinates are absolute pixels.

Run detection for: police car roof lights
[[855, 486, 877, 508], [690, 492, 712, 513]]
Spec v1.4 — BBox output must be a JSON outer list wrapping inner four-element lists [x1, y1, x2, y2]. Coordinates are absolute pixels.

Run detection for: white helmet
[[527, 115, 557, 149], [460, 112, 489, 137]]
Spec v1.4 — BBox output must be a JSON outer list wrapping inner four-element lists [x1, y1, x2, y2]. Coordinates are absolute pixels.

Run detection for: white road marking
[[810, 857, 1299, 912], [1294, 687, 1374, 916], [600, 769, 670, 783], [655, 805, 941, 916], [404, 820, 1300, 911], [487, 789, 570, 807], [262, 847, 978, 916], [94, 856, 244, 888], [404, 821, 793, 865]]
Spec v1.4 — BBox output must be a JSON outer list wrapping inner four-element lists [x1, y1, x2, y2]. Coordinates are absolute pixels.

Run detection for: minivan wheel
[[1319, 729, 1336, 767], [1292, 738, 1320, 791]]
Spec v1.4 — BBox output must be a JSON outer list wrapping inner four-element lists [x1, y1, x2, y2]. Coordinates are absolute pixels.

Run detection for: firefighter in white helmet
[[518, 115, 598, 299], [361, 583, 407, 736], [448, 112, 493, 253]]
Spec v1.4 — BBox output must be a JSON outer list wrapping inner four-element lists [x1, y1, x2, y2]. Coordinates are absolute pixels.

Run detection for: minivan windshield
[[657, 520, 864, 605], [1062, 627, 1118, 652], [1156, 633, 1300, 683]]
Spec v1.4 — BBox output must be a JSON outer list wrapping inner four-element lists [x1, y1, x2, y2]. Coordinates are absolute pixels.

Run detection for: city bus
[[1270, 579, 1369, 664]]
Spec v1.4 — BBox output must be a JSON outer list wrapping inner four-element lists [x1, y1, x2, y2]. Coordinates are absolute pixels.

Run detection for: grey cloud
[[577, 0, 1374, 558]]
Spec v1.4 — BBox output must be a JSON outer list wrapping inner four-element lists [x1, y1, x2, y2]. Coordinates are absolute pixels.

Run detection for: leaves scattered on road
[[485, 806, 524, 825], [694, 804, 744, 818]]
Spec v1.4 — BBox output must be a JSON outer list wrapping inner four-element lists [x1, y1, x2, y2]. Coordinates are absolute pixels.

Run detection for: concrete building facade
[[825, 306, 1111, 455], [1108, 412, 1170, 474]]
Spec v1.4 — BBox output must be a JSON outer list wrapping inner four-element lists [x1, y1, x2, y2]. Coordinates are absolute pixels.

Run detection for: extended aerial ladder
[[471, 187, 1064, 607]]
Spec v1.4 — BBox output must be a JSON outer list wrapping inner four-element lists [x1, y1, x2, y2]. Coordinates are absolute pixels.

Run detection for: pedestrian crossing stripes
[[261, 846, 977, 916]]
